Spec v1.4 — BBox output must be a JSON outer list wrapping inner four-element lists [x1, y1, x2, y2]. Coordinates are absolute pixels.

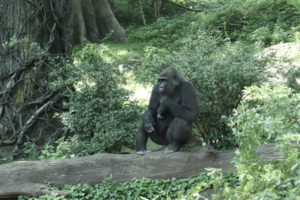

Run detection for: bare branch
[[12, 92, 67, 158], [25, 92, 54, 106], [44, 23, 57, 52]]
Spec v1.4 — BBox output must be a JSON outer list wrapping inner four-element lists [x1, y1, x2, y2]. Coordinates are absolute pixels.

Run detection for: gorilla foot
[[136, 150, 151, 155], [164, 144, 180, 154]]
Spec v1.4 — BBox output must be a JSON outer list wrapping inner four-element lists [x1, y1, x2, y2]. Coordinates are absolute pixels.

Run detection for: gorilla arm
[[162, 82, 197, 123], [142, 110, 155, 133], [142, 85, 160, 133]]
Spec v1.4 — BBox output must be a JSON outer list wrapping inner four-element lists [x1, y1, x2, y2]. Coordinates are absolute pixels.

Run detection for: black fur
[[136, 67, 198, 154]]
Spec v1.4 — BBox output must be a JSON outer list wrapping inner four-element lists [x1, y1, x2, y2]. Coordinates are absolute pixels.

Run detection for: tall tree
[[0, 0, 126, 159], [66, 0, 126, 43]]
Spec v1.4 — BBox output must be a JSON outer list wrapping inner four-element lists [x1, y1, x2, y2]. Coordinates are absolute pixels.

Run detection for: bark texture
[[0, 0, 70, 159], [0, 144, 283, 199], [67, 0, 126, 44]]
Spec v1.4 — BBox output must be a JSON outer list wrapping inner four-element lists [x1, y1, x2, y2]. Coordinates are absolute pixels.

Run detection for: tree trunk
[[67, 0, 126, 44], [0, 144, 283, 199], [0, 0, 73, 159], [0, 0, 126, 159], [153, 0, 162, 18]]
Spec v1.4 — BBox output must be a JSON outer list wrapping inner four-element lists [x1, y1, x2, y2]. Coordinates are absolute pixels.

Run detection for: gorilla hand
[[142, 110, 156, 133], [144, 120, 155, 133]]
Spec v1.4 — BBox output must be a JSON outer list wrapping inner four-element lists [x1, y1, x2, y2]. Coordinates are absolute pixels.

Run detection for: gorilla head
[[157, 67, 187, 96]]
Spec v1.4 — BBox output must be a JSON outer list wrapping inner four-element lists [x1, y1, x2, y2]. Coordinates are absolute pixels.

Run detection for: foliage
[[73, 41, 145, 64], [288, 0, 300, 14], [287, 66, 300, 92], [182, 38, 265, 149], [42, 44, 142, 158], [112, 0, 195, 27], [128, 0, 300, 47], [112, 0, 155, 26], [224, 85, 300, 199], [20, 172, 238, 200], [127, 13, 201, 48], [205, 0, 297, 43]]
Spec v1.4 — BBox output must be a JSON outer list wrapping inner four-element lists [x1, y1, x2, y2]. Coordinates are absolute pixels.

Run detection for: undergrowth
[[128, 0, 300, 47], [20, 172, 238, 200]]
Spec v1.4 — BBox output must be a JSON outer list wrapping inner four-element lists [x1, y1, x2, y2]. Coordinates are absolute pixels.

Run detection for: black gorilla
[[136, 67, 198, 154]]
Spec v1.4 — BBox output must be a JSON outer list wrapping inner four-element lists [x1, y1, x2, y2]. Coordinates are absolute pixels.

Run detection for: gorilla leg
[[136, 124, 168, 155], [165, 118, 191, 153], [136, 125, 148, 152]]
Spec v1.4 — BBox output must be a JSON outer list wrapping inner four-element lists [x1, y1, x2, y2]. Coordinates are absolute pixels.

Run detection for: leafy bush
[[135, 32, 266, 149], [69, 44, 141, 155], [225, 85, 300, 199], [202, 0, 300, 45], [287, 66, 300, 92], [181, 38, 265, 149], [45, 44, 142, 158]]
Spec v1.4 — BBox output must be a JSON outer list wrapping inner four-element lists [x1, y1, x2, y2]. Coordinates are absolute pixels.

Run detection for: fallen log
[[0, 144, 283, 199]]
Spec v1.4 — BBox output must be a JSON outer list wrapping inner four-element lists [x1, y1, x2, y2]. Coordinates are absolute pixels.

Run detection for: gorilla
[[136, 67, 198, 154]]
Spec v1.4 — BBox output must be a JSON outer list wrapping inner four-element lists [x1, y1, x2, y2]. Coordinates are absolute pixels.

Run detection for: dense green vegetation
[[20, 172, 238, 200], [16, 0, 300, 199], [226, 85, 300, 199]]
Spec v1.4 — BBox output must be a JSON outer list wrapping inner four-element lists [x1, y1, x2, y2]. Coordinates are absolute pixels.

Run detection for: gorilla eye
[[158, 77, 168, 82]]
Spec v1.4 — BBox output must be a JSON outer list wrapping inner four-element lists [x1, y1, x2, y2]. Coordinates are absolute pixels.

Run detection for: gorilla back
[[136, 67, 197, 155]]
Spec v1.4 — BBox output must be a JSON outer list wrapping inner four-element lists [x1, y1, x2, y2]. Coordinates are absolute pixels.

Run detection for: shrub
[[287, 66, 300, 92], [225, 85, 300, 199], [181, 38, 265, 149], [203, 0, 300, 45], [46, 44, 142, 158], [69, 44, 141, 154]]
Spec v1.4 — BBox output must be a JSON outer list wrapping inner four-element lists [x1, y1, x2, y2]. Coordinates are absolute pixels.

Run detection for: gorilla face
[[158, 75, 177, 96], [158, 67, 182, 96], [158, 77, 168, 95]]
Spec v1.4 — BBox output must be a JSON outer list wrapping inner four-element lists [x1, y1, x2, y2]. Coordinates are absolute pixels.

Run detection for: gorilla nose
[[159, 86, 166, 92]]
